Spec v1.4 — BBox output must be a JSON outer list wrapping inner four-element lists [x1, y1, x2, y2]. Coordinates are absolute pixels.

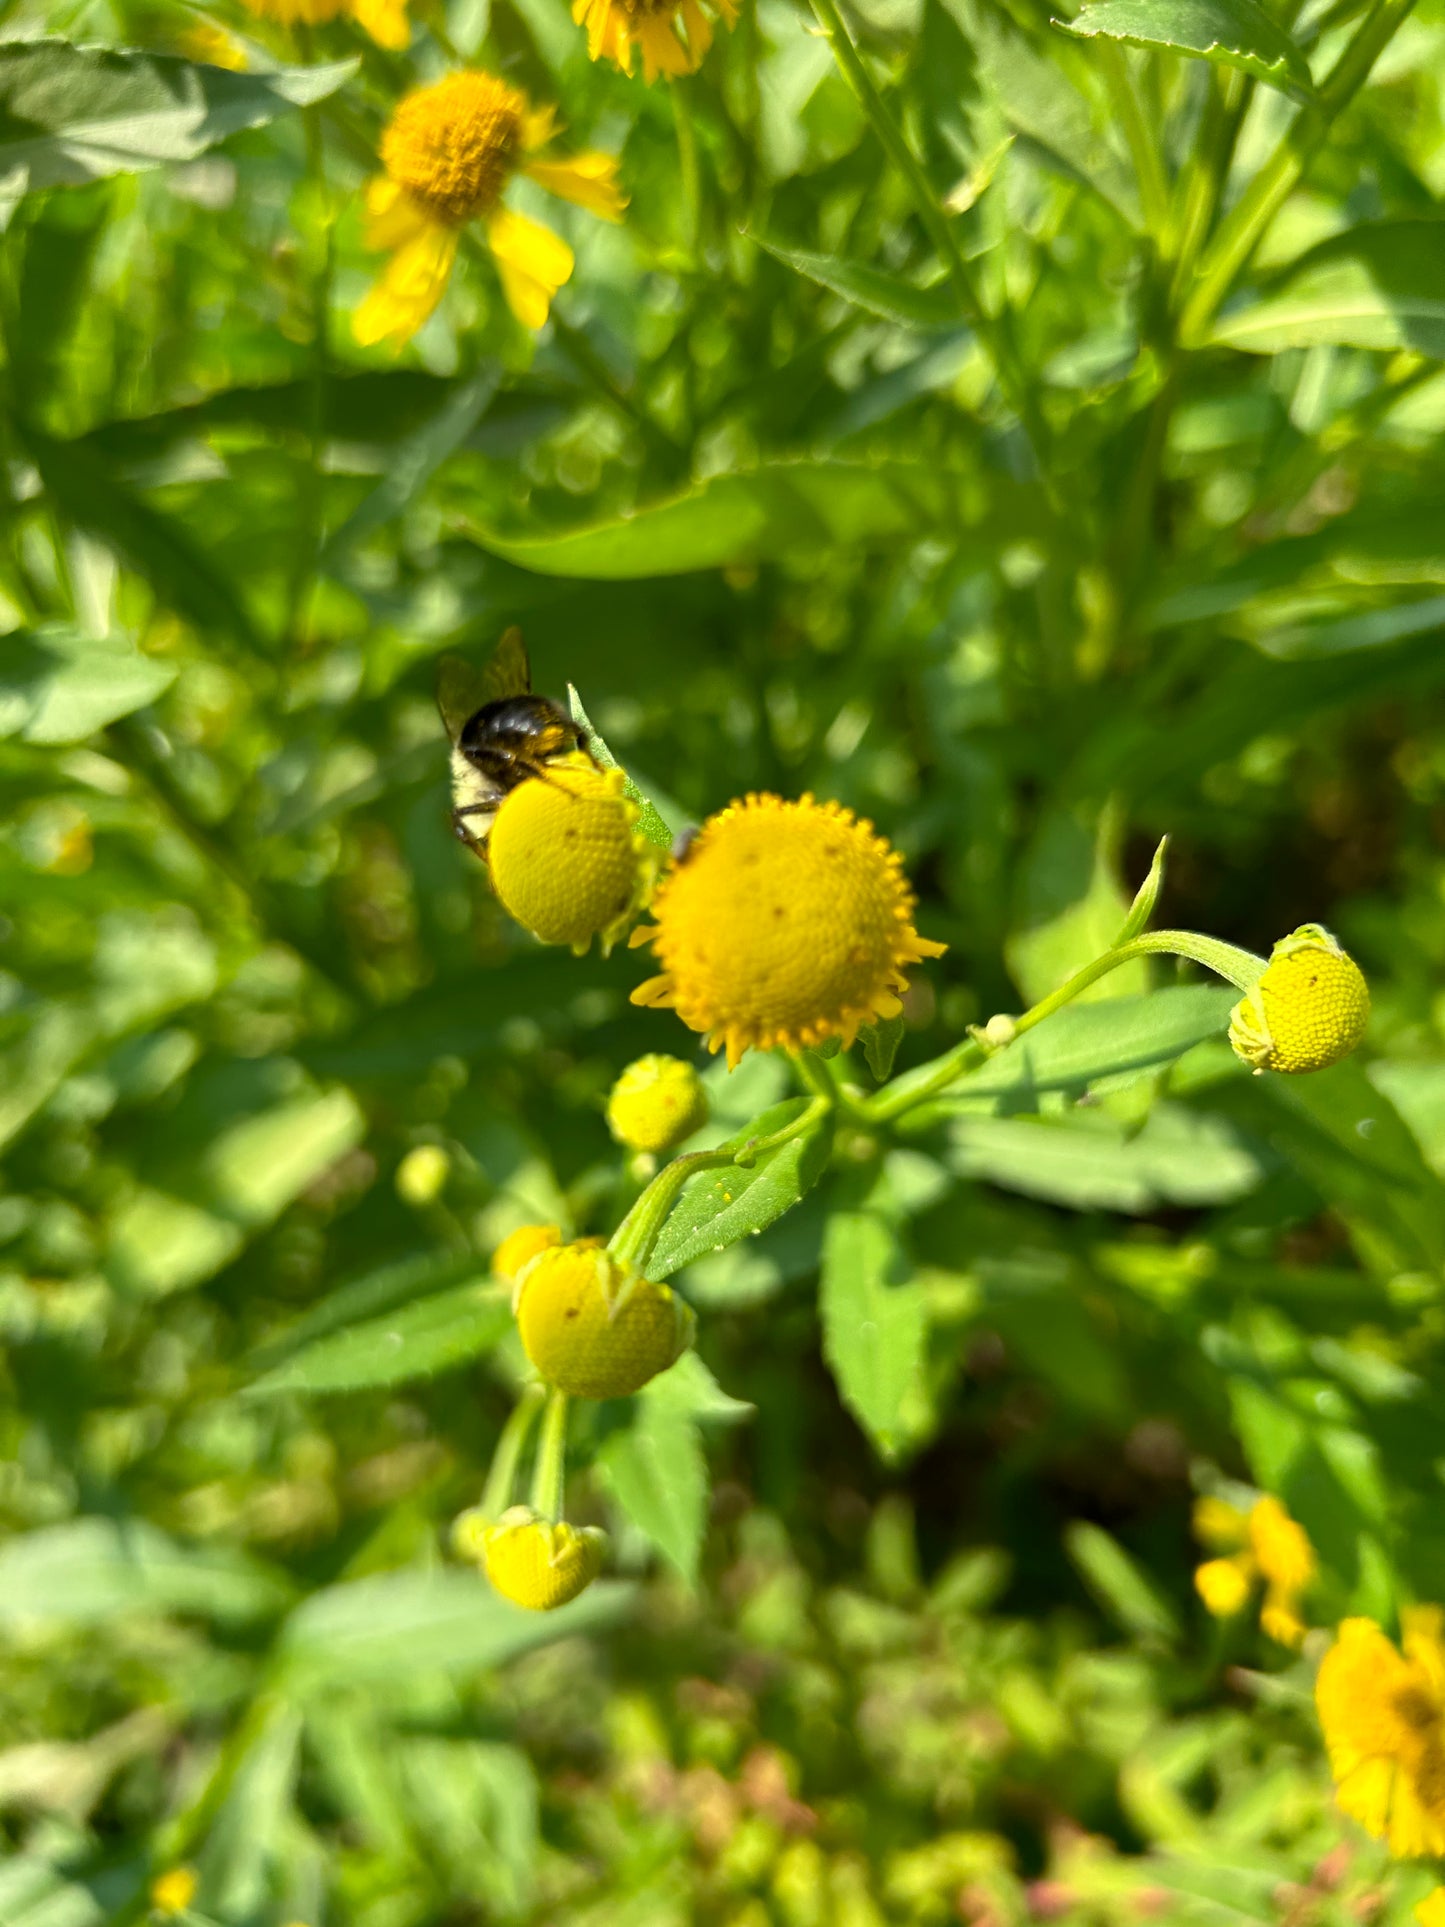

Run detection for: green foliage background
[[3, 0, 1445, 1916]]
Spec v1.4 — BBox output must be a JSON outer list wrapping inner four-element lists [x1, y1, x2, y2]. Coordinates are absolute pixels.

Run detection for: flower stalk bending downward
[[355, 72, 626, 347]]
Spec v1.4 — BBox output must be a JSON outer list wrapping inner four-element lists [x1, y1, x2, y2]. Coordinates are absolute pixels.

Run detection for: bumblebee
[[437, 628, 595, 857]]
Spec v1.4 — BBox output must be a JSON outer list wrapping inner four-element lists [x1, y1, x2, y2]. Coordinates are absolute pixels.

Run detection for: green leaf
[[1064, 1521, 1180, 1641], [246, 1250, 491, 1377], [942, 1103, 1265, 1212], [465, 461, 953, 579], [861, 1013, 907, 1082], [247, 1281, 511, 1397], [567, 684, 681, 849], [279, 1570, 633, 1685], [1006, 802, 1147, 1006], [1210, 219, 1445, 356], [649, 1100, 835, 1277], [322, 367, 501, 568], [754, 236, 960, 330], [0, 1519, 292, 1627], [1058, 0, 1313, 98], [820, 1211, 929, 1460], [0, 40, 356, 190], [600, 1390, 708, 1586], [0, 628, 175, 743], [1113, 835, 1169, 944]]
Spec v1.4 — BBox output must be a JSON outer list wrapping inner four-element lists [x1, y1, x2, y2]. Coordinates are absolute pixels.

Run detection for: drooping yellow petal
[[486, 205, 573, 330], [1260, 1589, 1306, 1649], [679, 0, 714, 63], [571, 0, 620, 64], [353, 222, 459, 348], [638, 12, 693, 80], [362, 175, 433, 251], [523, 102, 559, 151], [524, 150, 627, 221], [349, 0, 410, 45]]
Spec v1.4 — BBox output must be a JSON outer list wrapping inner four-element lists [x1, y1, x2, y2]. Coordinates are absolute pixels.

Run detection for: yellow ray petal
[[524, 151, 627, 221], [487, 205, 573, 330], [638, 13, 692, 81], [680, 0, 714, 62], [363, 176, 432, 251], [353, 224, 459, 349], [349, 0, 410, 45], [523, 102, 559, 151]]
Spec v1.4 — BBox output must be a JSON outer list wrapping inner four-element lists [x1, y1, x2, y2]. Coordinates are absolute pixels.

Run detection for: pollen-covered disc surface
[[488, 763, 650, 952], [1228, 925, 1369, 1074], [482, 1507, 606, 1610], [380, 72, 525, 222], [631, 792, 944, 1067], [515, 1243, 694, 1399]]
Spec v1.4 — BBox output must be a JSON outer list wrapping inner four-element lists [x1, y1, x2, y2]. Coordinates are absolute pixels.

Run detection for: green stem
[[805, 0, 1051, 484], [1178, 0, 1418, 342], [530, 1390, 570, 1522], [1100, 45, 1171, 243], [287, 92, 333, 648], [865, 930, 1266, 1122], [608, 1147, 736, 1269], [481, 1386, 546, 1520], [733, 1093, 833, 1165]]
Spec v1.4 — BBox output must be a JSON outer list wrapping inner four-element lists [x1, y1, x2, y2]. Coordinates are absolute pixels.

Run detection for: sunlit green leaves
[[0, 41, 356, 191], [1058, 0, 1313, 97], [821, 1211, 929, 1459], [247, 1282, 511, 1396], [0, 628, 175, 742], [1212, 220, 1445, 356], [650, 1101, 835, 1276]]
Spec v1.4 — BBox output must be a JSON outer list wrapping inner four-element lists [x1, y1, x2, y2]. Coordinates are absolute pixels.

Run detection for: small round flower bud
[[488, 761, 656, 955], [1195, 1556, 1251, 1618], [606, 1054, 709, 1154], [396, 1144, 450, 1207], [491, 1223, 562, 1284], [515, 1242, 694, 1398], [481, 1505, 607, 1611], [1228, 924, 1370, 1075]]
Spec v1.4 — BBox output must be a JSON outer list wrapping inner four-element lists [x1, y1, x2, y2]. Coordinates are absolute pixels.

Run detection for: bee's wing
[[435, 630, 531, 743]]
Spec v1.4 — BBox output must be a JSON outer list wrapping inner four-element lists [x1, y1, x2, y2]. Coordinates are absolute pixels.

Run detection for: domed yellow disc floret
[[491, 1223, 563, 1284], [606, 1054, 709, 1154], [380, 72, 526, 223], [480, 1505, 607, 1610], [1228, 924, 1369, 1075], [630, 792, 945, 1069], [516, 1242, 694, 1398], [488, 761, 655, 956]]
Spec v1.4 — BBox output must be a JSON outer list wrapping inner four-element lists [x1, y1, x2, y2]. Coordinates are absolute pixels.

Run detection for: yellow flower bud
[[1195, 1556, 1252, 1618], [487, 760, 656, 955], [395, 1143, 450, 1207], [1228, 925, 1369, 1075], [606, 1054, 709, 1154], [491, 1223, 562, 1284], [515, 1242, 694, 1398], [451, 1504, 492, 1566], [482, 1504, 606, 1610], [150, 1868, 199, 1917]]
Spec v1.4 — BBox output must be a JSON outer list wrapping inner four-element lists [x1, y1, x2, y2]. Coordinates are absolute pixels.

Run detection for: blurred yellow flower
[[177, 20, 249, 67], [573, 0, 737, 81], [150, 1867, 198, 1917], [1418, 1889, 1445, 1927], [1228, 924, 1370, 1075], [1191, 1492, 1316, 1646], [354, 71, 626, 348], [241, 0, 409, 49], [492, 1223, 564, 1284], [631, 792, 944, 1069], [1317, 1610, 1445, 1858], [607, 1054, 709, 1153]]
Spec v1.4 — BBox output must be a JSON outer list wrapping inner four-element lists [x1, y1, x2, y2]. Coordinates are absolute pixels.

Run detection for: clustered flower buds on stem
[[457, 771, 1373, 1610]]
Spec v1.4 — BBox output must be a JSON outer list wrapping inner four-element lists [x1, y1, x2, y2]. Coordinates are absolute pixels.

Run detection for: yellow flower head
[[492, 1222, 564, 1284], [1417, 1889, 1445, 1927], [1191, 1492, 1315, 1647], [480, 1504, 607, 1610], [515, 1242, 694, 1398], [630, 792, 945, 1070], [1317, 1609, 1445, 1858], [354, 71, 627, 348], [573, 0, 738, 81], [487, 760, 656, 955], [150, 1867, 199, 1918], [1229, 925, 1370, 1075], [607, 1054, 709, 1154], [241, 0, 409, 49]]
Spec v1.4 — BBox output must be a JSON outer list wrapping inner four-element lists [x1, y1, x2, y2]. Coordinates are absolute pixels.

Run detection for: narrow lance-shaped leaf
[[0, 41, 357, 190], [1057, 0, 1313, 99], [247, 1282, 513, 1397], [753, 235, 960, 331]]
